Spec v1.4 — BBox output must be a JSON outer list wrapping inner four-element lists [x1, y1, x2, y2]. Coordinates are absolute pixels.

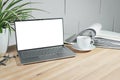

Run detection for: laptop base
[[18, 46, 75, 64]]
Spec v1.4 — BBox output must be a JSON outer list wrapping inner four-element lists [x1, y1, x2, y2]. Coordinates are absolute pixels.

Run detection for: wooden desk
[[1, 45, 120, 80]]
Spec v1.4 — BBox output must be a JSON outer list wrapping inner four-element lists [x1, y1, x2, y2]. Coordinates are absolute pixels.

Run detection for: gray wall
[[9, 0, 120, 45]]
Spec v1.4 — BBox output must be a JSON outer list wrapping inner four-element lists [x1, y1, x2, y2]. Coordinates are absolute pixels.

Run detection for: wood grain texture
[[1, 45, 120, 80]]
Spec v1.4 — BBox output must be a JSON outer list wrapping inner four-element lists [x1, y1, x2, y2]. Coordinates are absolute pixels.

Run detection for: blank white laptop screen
[[15, 18, 64, 51]]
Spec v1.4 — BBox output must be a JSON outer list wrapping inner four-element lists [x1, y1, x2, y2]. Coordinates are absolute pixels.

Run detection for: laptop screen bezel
[[14, 18, 65, 51]]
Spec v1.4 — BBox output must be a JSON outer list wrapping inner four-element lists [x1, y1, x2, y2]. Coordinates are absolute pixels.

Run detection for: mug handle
[[90, 38, 94, 45]]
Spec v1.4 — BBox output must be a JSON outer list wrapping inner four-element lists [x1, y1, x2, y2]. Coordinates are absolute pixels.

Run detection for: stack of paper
[[95, 30, 120, 49], [96, 30, 120, 41]]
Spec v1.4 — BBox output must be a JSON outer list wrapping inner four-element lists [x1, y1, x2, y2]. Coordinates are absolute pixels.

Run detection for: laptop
[[15, 18, 75, 64]]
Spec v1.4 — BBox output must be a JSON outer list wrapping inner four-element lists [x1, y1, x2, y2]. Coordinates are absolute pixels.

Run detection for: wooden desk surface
[[1, 45, 120, 80]]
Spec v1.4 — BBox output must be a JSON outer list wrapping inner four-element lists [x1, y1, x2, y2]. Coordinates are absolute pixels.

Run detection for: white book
[[96, 30, 120, 41]]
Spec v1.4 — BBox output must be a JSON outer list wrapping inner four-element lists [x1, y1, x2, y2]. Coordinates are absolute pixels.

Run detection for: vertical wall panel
[[99, 0, 114, 31], [31, 0, 64, 18], [114, 16, 120, 32], [100, 0, 120, 32], [114, 0, 120, 32], [64, 0, 100, 35]]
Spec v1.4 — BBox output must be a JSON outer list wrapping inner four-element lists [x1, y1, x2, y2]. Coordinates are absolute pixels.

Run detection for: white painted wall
[[9, 0, 120, 46]]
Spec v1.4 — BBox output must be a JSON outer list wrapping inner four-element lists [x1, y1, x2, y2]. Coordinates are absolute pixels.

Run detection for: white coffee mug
[[77, 36, 94, 49]]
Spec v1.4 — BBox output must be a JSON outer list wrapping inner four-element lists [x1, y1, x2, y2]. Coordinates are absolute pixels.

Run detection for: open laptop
[[15, 18, 75, 64]]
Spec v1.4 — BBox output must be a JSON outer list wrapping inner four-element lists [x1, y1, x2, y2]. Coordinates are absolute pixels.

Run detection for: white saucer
[[72, 43, 96, 51]]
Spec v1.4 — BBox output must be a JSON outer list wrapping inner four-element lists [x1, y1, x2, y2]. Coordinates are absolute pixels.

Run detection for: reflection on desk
[[1, 45, 120, 80]]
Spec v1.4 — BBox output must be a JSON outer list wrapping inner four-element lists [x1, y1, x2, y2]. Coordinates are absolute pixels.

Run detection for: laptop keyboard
[[19, 46, 71, 63]]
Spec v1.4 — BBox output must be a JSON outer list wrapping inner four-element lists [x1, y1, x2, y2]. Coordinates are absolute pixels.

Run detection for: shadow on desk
[[7, 45, 22, 66], [7, 45, 16, 53], [66, 44, 92, 53]]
